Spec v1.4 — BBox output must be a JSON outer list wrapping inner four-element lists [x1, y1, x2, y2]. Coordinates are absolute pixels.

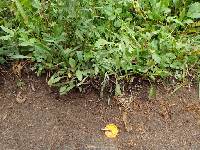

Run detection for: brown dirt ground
[[0, 69, 200, 150]]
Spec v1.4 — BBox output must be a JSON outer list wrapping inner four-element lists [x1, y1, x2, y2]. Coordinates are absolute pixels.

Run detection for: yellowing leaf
[[68, 72, 72, 78], [102, 124, 119, 138]]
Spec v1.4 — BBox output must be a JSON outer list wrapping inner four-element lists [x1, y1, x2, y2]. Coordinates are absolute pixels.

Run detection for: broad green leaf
[[170, 61, 183, 69], [187, 2, 200, 19], [114, 20, 121, 27], [10, 55, 31, 59], [94, 65, 99, 75], [60, 81, 75, 95], [48, 76, 62, 86], [0, 26, 14, 36], [19, 38, 36, 46], [15, 0, 28, 24], [0, 35, 11, 40], [115, 8, 122, 14], [59, 86, 67, 94], [165, 53, 176, 59], [76, 70, 83, 81], [0, 57, 6, 64], [69, 58, 76, 68], [95, 39, 108, 48], [32, 0, 41, 10], [152, 53, 161, 64], [76, 51, 83, 61]]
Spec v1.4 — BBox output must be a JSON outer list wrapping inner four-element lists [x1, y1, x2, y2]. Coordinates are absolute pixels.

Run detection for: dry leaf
[[102, 123, 119, 138], [31, 83, 36, 91], [16, 91, 26, 103], [122, 111, 133, 132], [12, 61, 25, 77]]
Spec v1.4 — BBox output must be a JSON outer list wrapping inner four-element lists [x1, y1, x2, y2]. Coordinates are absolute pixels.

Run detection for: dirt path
[[0, 73, 200, 150]]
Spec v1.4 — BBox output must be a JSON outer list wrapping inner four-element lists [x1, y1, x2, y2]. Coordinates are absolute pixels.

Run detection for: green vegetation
[[1, 0, 200, 94]]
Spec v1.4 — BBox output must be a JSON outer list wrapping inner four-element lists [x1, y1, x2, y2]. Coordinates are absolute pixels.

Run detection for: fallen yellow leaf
[[68, 72, 72, 78], [102, 123, 119, 138]]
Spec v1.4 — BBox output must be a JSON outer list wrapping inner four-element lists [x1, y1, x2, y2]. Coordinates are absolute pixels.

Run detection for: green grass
[[0, 0, 200, 95]]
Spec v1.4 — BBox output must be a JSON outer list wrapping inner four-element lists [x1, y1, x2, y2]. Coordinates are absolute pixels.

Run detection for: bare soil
[[0, 70, 200, 150]]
